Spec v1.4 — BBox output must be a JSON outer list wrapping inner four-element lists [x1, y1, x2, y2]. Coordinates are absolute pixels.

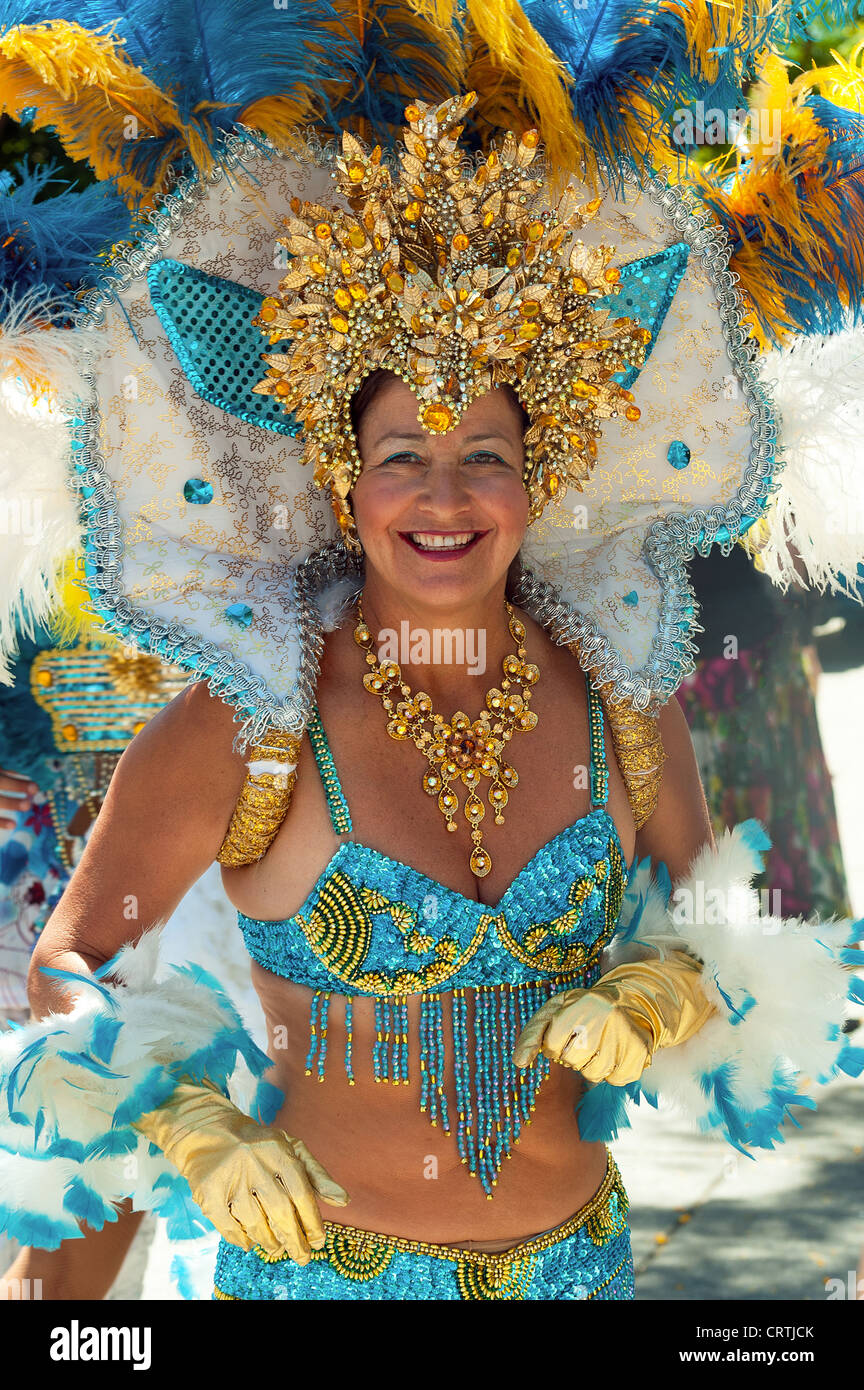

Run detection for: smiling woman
[[2, 66, 862, 1306]]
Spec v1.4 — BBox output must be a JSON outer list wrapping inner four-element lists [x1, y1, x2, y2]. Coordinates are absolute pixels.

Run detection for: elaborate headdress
[[251, 92, 650, 540], [2, 0, 864, 747]]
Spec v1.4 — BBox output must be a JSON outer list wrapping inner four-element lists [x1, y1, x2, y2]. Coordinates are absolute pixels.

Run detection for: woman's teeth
[[409, 532, 477, 550]]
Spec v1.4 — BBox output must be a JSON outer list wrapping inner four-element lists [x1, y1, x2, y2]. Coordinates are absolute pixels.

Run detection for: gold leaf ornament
[[252, 92, 647, 533]]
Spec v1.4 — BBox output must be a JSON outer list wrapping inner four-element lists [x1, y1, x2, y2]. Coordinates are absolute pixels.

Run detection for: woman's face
[[352, 374, 529, 612]]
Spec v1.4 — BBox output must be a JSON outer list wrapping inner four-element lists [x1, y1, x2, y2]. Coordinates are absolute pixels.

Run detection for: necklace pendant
[[470, 845, 492, 877]]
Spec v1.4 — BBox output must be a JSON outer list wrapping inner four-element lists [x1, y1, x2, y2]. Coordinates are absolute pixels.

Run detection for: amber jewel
[[251, 92, 647, 533]]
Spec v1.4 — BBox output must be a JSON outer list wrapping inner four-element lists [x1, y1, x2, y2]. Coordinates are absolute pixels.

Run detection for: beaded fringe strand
[[303, 977, 582, 1196]]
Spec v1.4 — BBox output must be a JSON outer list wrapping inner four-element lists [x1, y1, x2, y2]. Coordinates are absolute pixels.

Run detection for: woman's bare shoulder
[[111, 679, 250, 826], [635, 693, 715, 878]]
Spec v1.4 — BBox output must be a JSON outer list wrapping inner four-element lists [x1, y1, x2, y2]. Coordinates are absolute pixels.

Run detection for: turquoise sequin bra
[[238, 671, 632, 1196]]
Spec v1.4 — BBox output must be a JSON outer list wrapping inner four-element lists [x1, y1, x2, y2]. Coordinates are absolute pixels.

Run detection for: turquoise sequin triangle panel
[[595, 241, 691, 389], [147, 258, 301, 436]]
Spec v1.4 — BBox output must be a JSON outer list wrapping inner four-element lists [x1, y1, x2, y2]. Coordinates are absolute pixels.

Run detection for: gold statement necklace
[[354, 599, 540, 878]]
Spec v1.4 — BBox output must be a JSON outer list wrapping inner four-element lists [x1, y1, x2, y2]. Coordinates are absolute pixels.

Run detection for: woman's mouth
[[400, 530, 487, 558]]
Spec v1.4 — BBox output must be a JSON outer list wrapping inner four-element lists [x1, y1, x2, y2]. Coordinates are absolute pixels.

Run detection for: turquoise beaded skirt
[[213, 1153, 634, 1301]]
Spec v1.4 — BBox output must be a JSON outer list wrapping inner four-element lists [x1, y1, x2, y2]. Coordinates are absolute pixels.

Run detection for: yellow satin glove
[[512, 950, 717, 1085], [133, 1081, 349, 1263]]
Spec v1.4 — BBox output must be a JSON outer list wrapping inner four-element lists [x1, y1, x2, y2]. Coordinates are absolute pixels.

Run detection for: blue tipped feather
[[0, 1201, 79, 1251], [575, 1079, 636, 1141], [38, 964, 117, 1006], [85, 1127, 140, 1160], [250, 1079, 285, 1126], [62, 1176, 119, 1230], [45, 1136, 87, 1162], [112, 1066, 183, 1130], [737, 818, 772, 860], [153, 1171, 213, 1241], [836, 1044, 864, 1078], [56, 1049, 128, 1080], [89, 1013, 124, 1065]]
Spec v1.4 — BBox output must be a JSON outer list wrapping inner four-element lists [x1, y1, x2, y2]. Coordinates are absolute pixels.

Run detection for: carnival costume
[[0, 607, 189, 1016], [1, 1, 864, 1301]]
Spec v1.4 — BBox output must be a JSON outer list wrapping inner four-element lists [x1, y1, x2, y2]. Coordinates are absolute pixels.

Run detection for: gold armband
[[217, 728, 302, 866]]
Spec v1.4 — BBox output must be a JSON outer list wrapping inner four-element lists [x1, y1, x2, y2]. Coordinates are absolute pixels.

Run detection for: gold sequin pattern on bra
[[298, 871, 488, 995], [494, 835, 626, 972]]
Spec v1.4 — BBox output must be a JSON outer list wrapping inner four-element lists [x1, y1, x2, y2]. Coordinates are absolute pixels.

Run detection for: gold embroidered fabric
[[216, 729, 302, 866], [569, 638, 666, 830]]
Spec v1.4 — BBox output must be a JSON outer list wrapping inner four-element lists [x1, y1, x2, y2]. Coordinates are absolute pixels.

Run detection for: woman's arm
[[27, 680, 249, 1019], [633, 693, 714, 880]]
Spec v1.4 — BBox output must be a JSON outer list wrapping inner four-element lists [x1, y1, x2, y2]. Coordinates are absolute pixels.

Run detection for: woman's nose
[[416, 460, 472, 514]]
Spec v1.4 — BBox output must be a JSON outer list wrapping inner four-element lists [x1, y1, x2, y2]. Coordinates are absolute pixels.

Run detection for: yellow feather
[[789, 42, 864, 111], [665, 0, 777, 84], [47, 554, 114, 647], [405, 0, 460, 24], [0, 21, 218, 205], [463, 0, 584, 185]]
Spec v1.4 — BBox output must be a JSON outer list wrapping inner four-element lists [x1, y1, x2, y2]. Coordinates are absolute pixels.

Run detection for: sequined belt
[[213, 1152, 633, 1301]]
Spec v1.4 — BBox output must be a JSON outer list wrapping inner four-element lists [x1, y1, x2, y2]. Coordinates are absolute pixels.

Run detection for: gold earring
[[332, 494, 363, 553]]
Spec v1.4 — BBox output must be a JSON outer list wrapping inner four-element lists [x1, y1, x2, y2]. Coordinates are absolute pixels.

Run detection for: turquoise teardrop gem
[[622, 590, 639, 606], [225, 603, 253, 629], [183, 477, 214, 504], [667, 440, 691, 470]]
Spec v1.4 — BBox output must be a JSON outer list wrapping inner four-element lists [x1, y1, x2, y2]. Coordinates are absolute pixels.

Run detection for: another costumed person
[[0, 2, 863, 1301]]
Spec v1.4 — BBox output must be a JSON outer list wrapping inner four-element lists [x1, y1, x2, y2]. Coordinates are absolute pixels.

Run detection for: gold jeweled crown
[[252, 92, 650, 544]]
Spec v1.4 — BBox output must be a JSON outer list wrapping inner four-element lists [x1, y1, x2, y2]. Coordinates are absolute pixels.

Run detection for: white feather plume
[[0, 301, 104, 682], [0, 923, 272, 1248], [603, 822, 862, 1147], [757, 324, 864, 598]]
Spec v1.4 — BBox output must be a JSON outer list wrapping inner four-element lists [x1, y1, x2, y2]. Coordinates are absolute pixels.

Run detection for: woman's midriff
[[251, 960, 609, 1252]]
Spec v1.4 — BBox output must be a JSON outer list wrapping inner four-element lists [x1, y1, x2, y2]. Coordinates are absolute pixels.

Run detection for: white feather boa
[[0, 925, 280, 1250], [579, 820, 864, 1150]]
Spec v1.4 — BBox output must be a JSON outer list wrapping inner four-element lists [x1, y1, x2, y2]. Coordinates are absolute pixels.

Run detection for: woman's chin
[[371, 542, 509, 608]]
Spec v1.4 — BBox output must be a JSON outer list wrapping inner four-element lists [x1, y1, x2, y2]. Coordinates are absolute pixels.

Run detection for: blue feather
[[56, 1049, 128, 1080], [0, 1201, 79, 1251], [846, 977, 864, 1006], [835, 1044, 864, 1079], [38, 964, 117, 1007], [737, 818, 772, 861], [62, 1176, 119, 1230], [5, 1034, 50, 1109], [153, 1171, 213, 1241], [89, 1014, 124, 1065], [45, 1137, 87, 1162], [0, 159, 131, 320], [574, 1079, 635, 1141], [170, 1251, 209, 1301], [112, 1066, 181, 1129], [250, 1079, 285, 1126], [85, 1126, 140, 1160]]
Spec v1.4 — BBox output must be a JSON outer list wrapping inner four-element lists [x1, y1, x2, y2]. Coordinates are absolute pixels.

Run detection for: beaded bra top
[[236, 669, 632, 1196]]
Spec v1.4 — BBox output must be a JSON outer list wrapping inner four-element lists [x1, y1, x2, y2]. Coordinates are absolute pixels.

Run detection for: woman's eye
[[465, 451, 509, 467], [380, 452, 422, 466]]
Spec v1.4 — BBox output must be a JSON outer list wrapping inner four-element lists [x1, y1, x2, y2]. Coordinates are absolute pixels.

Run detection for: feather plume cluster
[[587, 820, 864, 1151]]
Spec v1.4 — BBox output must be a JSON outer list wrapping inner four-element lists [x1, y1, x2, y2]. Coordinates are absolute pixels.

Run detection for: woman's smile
[[399, 528, 490, 558]]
